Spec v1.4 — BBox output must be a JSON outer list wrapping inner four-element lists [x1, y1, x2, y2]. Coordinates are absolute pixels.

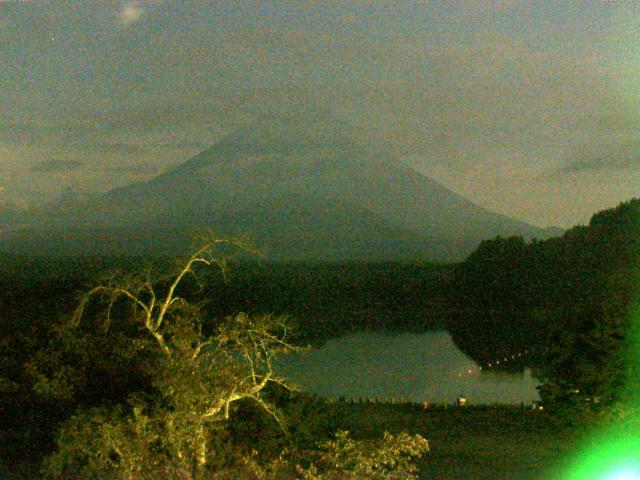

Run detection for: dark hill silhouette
[[2, 113, 554, 261]]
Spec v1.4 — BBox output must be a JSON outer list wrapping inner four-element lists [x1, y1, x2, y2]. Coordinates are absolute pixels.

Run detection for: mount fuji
[[1, 113, 555, 261]]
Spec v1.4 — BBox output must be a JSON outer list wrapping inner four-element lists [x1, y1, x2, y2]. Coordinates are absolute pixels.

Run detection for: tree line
[[448, 198, 640, 421]]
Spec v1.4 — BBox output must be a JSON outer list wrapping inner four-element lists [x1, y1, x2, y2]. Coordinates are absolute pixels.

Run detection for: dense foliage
[[450, 198, 640, 421], [1, 240, 430, 478], [203, 261, 453, 344]]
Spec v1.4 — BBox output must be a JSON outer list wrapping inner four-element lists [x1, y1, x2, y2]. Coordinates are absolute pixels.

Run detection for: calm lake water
[[275, 330, 540, 405]]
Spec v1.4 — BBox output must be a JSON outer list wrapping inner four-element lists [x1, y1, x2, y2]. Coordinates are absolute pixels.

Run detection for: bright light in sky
[[119, 2, 144, 27]]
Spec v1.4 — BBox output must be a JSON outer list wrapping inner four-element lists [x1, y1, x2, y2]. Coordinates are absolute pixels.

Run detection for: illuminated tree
[[41, 236, 430, 479], [295, 430, 429, 480], [43, 236, 299, 479]]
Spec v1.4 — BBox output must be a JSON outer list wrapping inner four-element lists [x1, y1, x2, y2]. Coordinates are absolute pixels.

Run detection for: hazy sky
[[1, 0, 639, 228]]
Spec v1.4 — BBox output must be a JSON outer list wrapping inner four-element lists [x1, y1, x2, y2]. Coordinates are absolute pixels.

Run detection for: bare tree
[[43, 235, 430, 480], [45, 236, 300, 480]]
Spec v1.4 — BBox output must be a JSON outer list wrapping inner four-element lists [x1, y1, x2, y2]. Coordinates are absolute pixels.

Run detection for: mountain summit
[[3, 114, 551, 261]]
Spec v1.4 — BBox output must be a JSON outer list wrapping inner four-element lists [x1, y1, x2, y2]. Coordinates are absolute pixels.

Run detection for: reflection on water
[[275, 330, 539, 404]]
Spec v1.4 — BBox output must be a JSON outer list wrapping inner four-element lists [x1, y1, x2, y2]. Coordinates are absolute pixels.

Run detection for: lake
[[276, 330, 540, 405]]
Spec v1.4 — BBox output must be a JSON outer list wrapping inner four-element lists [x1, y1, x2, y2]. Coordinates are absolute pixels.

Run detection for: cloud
[[107, 161, 158, 175], [442, 0, 518, 18], [106, 161, 162, 182], [96, 143, 143, 155], [79, 102, 244, 132], [31, 159, 84, 173], [559, 157, 630, 175], [0, 122, 88, 147], [557, 150, 640, 176], [539, 110, 640, 178]]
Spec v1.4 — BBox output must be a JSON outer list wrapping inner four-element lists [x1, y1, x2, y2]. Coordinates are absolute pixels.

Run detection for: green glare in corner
[[557, 293, 640, 480], [561, 427, 640, 480], [603, 467, 640, 480]]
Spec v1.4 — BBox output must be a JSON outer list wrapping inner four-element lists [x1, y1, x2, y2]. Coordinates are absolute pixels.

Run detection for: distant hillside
[[2, 113, 555, 261]]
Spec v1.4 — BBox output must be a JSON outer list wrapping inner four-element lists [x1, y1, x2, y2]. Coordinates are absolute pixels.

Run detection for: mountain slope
[[4, 114, 551, 261]]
